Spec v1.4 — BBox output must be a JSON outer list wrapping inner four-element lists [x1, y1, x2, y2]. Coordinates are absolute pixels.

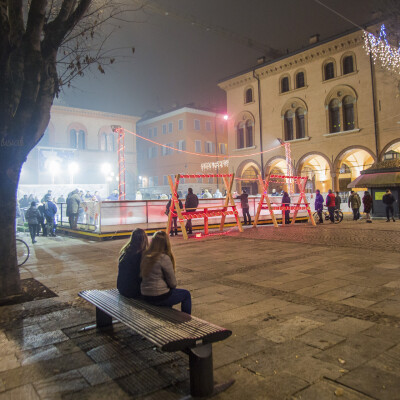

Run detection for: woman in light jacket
[[140, 231, 191, 314]]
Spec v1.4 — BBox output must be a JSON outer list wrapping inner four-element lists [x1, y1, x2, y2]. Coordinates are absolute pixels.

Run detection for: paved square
[[1, 219, 400, 399]]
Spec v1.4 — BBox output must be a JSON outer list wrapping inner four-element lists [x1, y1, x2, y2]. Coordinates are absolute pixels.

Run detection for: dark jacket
[[362, 194, 373, 213], [166, 199, 183, 215], [44, 201, 57, 218], [117, 251, 143, 298], [66, 191, 81, 215], [237, 193, 249, 209], [382, 193, 396, 206], [185, 193, 199, 211], [281, 193, 290, 206], [315, 193, 324, 212], [25, 206, 41, 225], [335, 195, 342, 209]]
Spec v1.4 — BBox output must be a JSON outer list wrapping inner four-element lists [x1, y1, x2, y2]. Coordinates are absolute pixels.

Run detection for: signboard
[[375, 192, 386, 201]]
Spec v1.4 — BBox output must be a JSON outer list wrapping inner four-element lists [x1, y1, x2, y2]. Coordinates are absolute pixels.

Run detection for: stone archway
[[334, 146, 376, 192], [265, 156, 288, 194], [380, 139, 400, 160], [236, 159, 261, 195], [297, 152, 333, 193]]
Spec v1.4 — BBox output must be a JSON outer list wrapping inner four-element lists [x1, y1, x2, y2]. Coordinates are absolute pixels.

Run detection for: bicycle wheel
[[335, 210, 344, 223], [16, 238, 30, 267]]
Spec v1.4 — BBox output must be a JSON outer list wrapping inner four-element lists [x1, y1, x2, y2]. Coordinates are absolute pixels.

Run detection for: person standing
[[362, 191, 373, 223], [166, 195, 183, 236], [237, 189, 251, 225], [184, 188, 198, 234], [348, 190, 361, 220], [140, 231, 192, 314], [37, 201, 47, 236], [335, 192, 342, 210], [44, 195, 58, 236], [382, 189, 396, 222], [117, 229, 149, 298], [25, 202, 41, 244], [281, 191, 291, 225], [66, 189, 81, 229], [57, 194, 65, 203], [19, 195, 30, 208], [326, 189, 336, 223], [315, 189, 324, 224]]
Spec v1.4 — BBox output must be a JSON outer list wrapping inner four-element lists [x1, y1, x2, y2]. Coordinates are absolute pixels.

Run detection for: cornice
[[219, 31, 364, 91]]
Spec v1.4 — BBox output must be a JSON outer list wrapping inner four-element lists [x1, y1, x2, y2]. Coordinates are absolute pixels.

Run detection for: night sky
[[56, 0, 380, 117]]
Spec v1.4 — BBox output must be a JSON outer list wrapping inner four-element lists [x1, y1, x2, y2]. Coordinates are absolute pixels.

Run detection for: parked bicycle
[[313, 207, 343, 224], [16, 237, 30, 267]]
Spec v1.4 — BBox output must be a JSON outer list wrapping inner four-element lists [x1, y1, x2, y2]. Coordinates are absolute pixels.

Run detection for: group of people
[[117, 229, 191, 314], [24, 192, 58, 244]]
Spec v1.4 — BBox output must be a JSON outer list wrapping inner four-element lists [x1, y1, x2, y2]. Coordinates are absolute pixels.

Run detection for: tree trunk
[[0, 149, 22, 299]]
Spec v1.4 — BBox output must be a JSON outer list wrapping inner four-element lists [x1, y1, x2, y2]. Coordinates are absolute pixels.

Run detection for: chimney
[[309, 34, 320, 45], [257, 56, 266, 65]]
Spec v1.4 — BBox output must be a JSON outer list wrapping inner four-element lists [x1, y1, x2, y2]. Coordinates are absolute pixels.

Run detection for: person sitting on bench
[[117, 228, 149, 298], [140, 231, 192, 314]]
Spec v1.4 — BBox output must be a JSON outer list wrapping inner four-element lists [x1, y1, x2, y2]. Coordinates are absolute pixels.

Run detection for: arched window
[[343, 55, 354, 74], [343, 96, 355, 130], [77, 130, 85, 149], [100, 133, 107, 151], [296, 72, 305, 89], [245, 88, 253, 103], [281, 77, 289, 93], [284, 111, 294, 141], [107, 134, 114, 152], [329, 99, 341, 133], [237, 122, 245, 149], [295, 108, 306, 139], [70, 129, 77, 148], [245, 120, 254, 147], [324, 62, 335, 80]]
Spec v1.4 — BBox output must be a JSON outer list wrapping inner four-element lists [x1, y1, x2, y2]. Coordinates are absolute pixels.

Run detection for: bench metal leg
[[96, 307, 112, 328], [189, 344, 214, 397]]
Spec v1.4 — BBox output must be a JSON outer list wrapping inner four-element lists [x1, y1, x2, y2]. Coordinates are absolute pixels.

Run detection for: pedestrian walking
[[315, 189, 324, 223], [281, 191, 291, 225], [382, 189, 396, 222], [348, 190, 361, 220], [117, 228, 149, 298], [335, 192, 342, 210], [326, 189, 336, 223], [237, 189, 251, 225], [166, 195, 183, 236], [140, 231, 192, 314], [362, 191, 373, 223], [184, 188, 198, 234], [25, 202, 41, 244]]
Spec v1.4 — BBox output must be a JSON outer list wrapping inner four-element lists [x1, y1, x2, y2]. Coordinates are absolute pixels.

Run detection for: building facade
[[20, 106, 139, 198], [218, 27, 400, 195], [136, 107, 228, 198]]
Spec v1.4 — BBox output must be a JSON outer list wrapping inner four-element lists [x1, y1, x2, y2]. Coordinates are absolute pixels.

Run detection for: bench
[[79, 289, 234, 397]]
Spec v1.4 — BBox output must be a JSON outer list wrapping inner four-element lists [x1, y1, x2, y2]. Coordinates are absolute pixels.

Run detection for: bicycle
[[16, 237, 30, 267], [313, 207, 343, 224]]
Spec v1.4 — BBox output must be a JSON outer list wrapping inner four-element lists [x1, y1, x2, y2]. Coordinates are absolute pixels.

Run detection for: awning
[[348, 171, 400, 188]]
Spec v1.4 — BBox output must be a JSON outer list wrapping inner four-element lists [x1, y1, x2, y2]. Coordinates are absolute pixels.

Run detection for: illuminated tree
[[0, 0, 135, 299]]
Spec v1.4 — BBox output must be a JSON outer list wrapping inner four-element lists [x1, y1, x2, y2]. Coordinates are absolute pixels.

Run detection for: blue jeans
[[151, 288, 192, 314]]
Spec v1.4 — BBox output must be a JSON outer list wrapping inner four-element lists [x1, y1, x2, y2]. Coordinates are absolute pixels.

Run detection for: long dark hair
[[120, 228, 149, 259]]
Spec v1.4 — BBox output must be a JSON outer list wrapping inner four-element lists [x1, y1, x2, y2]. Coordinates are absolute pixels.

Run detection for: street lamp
[[68, 162, 79, 184], [48, 160, 60, 184]]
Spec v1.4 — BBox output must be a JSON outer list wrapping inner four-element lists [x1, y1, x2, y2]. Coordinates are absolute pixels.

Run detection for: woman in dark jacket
[[362, 191, 373, 223], [25, 202, 41, 243], [281, 192, 291, 225], [117, 228, 149, 298]]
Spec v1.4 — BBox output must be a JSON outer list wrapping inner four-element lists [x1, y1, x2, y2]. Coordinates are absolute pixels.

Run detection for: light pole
[[68, 162, 79, 185]]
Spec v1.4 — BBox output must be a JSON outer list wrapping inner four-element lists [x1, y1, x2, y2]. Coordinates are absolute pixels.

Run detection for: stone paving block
[[292, 379, 375, 400], [257, 316, 323, 343], [260, 372, 309, 399], [362, 324, 400, 344], [320, 317, 374, 336], [0, 384, 40, 400], [295, 279, 350, 297], [338, 365, 399, 400], [18, 345, 61, 366], [33, 370, 89, 400], [316, 287, 360, 302], [369, 299, 400, 316], [0, 354, 20, 373], [299, 309, 340, 324], [297, 328, 346, 350], [78, 364, 111, 385], [366, 351, 400, 377], [97, 355, 145, 380], [339, 297, 377, 309], [213, 342, 249, 368], [278, 276, 324, 292], [17, 330, 69, 351]]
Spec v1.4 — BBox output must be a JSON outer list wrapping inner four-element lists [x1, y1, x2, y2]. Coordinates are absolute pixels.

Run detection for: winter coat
[[166, 199, 183, 216], [185, 193, 199, 211], [315, 193, 324, 212], [237, 193, 249, 209], [44, 201, 57, 218], [25, 206, 41, 225], [335, 195, 342, 209], [326, 193, 336, 208], [281, 194, 290, 206], [117, 251, 143, 298], [348, 193, 361, 209], [362, 194, 373, 213], [66, 191, 81, 215], [382, 193, 396, 206]]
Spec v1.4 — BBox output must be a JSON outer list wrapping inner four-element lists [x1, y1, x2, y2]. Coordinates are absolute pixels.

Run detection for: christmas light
[[363, 25, 400, 75], [201, 159, 229, 171]]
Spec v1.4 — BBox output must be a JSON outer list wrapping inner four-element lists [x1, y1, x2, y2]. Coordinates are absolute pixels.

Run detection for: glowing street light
[[223, 115, 228, 121], [48, 160, 60, 184], [101, 163, 112, 175], [68, 162, 79, 184]]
